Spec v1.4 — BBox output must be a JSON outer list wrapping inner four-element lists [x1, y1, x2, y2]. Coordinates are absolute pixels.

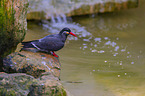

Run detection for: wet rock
[[27, 0, 138, 20], [0, 73, 67, 96], [0, 0, 70, 95], [0, 73, 35, 95], [2, 49, 70, 96], [3, 49, 60, 78], [0, 0, 29, 58]]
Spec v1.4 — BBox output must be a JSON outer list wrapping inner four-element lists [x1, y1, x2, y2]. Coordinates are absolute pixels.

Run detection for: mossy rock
[[0, 0, 29, 58], [2, 49, 70, 96], [0, 73, 67, 96]]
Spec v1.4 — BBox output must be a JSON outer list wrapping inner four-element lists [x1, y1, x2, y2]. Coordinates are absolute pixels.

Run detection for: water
[[28, 0, 136, 19], [22, 0, 145, 96]]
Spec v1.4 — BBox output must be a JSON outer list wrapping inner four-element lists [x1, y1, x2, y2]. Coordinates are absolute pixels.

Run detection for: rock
[[0, 73, 35, 96], [0, 0, 29, 66], [3, 49, 60, 78], [2, 49, 70, 96], [0, 1, 70, 95], [27, 0, 138, 20], [0, 73, 67, 96]]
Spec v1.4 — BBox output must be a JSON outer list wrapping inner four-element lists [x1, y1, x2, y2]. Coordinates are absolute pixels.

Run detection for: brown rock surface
[[3, 49, 60, 78], [2, 49, 69, 96]]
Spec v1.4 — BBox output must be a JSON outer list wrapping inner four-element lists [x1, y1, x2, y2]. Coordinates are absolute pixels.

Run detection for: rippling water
[[20, 0, 145, 96]]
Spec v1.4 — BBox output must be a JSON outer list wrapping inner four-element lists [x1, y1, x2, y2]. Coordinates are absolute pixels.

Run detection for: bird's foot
[[53, 52, 59, 58], [50, 51, 59, 57]]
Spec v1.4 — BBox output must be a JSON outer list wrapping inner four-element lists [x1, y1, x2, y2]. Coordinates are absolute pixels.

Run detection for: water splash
[[42, 14, 92, 40], [29, 0, 134, 19], [51, 15, 56, 23]]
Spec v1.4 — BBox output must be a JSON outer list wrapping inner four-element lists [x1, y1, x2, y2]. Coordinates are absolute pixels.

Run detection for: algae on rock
[[2, 49, 69, 96], [0, 0, 69, 95], [0, 0, 29, 58], [0, 73, 67, 96]]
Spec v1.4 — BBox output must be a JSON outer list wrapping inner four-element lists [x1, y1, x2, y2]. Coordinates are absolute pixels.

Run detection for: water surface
[[22, 0, 145, 96]]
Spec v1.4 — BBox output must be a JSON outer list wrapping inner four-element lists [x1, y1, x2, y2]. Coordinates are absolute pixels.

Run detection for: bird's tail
[[21, 41, 33, 49], [21, 40, 38, 49]]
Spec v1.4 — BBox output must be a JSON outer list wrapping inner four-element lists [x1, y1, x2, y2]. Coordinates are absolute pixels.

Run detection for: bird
[[21, 27, 77, 57]]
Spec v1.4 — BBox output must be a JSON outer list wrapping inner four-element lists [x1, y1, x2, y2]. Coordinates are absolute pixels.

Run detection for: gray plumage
[[21, 27, 76, 53]]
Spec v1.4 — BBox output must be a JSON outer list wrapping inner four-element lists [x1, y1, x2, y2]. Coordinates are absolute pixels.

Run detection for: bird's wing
[[32, 36, 64, 51]]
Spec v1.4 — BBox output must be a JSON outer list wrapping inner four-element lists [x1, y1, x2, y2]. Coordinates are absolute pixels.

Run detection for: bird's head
[[59, 27, 77, 37]]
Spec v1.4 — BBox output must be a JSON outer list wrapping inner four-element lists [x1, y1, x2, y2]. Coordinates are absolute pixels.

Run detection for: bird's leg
[[50, 51, 58, 57], [53, 51, 59, 57]]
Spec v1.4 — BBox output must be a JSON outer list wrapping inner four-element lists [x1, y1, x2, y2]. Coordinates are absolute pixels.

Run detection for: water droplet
[[41, 83, 44, 86], [90, 43, 93, 46], [131, 62, 134, 64], [74, 37, 78, 40], [94, 38, 101, 42], [83, 46, 87, 49], [120, 62, 122, 65], [121, 49, 126, 52], [92, 50, 97, 52], [98, 50, 105, 53], [111, 42, 117, 47], [114, 46, 119, 51], [94, 44, 97, 47], [26, 58, 30, 60], [104, 37, 108, 40], [83, 39, 90, 42], [113, 53, 118, 56], [105, 41, 111, 45]]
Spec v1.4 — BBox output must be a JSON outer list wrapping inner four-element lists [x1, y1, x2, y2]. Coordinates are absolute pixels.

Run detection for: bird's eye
[[66, 32, 69, 34]]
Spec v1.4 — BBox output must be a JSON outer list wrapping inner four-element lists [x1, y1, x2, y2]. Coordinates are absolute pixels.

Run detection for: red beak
[[69, 32, 77, 37]]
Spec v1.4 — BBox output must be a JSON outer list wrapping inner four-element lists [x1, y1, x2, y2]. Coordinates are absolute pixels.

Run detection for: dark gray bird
[[21, 27, 77, 57]]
